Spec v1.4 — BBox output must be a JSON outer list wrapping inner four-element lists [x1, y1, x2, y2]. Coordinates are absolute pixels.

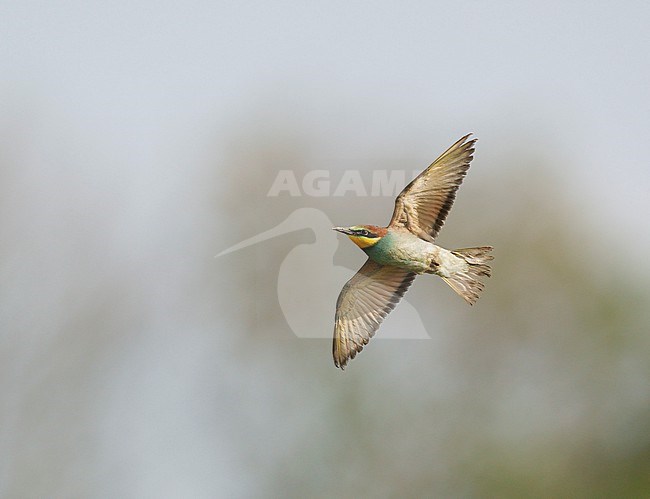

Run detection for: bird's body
[[332, 134, 493, 369], [360, 228, 465, 276]]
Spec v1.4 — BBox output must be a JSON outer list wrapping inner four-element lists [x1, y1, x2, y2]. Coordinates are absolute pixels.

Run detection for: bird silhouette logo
[[216, 207, 430, 342], [217, 134, 492, 369]]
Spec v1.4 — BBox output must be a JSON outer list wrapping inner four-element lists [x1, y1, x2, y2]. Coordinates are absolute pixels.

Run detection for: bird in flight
[[332, 134, 493, 369]]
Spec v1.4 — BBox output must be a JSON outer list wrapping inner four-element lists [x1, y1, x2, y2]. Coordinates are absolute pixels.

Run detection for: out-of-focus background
[[2, 1, 650, 497]]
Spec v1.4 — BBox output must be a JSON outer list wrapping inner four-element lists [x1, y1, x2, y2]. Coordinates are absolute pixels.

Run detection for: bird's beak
[[332, 227, 354, 235]]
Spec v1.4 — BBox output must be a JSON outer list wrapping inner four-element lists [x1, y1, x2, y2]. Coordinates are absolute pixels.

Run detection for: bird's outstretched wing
[[333, 259, 415, 369], [389, 134, 476, 240]]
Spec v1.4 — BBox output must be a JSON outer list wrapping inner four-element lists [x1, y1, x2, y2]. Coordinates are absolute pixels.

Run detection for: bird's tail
[[441, 246, 493, 305]]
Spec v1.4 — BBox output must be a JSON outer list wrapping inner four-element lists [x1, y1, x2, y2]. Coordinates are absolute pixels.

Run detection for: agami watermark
[[267, 169, 422, 197]]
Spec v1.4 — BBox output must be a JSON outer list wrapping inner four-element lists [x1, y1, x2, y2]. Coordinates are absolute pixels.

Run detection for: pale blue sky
[[3, 1, 649, 257]]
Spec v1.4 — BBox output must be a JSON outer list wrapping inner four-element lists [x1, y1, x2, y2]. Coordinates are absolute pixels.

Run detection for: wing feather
[[333, 259, 415, 369], [389, 134, 476, 239]]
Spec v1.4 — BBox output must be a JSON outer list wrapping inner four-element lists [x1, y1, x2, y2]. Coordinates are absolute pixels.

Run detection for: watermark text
[[267, 170, 421, 197]]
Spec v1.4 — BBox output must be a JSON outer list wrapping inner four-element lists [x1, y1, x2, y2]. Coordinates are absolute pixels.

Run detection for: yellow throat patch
[[347, 235, 380, 249]]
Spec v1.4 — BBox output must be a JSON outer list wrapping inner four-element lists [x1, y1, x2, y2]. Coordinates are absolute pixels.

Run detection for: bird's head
[[332, 225, 388, 249]]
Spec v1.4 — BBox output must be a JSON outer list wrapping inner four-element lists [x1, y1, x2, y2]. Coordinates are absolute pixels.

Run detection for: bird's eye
[[360, 230, 369, 237]]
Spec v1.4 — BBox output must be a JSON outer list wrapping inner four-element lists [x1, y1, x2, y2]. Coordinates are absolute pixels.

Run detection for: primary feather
[[389, 134, 476, 240], [332, 260, 415, 369]]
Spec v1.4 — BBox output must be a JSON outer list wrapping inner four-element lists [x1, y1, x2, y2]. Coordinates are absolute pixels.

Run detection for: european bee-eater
[[332, 134, 493, 369]]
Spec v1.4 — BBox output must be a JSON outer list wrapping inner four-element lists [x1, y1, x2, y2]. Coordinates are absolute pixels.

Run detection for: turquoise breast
[[363, 232, 401, 266], [363, 231, 432, 273]]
